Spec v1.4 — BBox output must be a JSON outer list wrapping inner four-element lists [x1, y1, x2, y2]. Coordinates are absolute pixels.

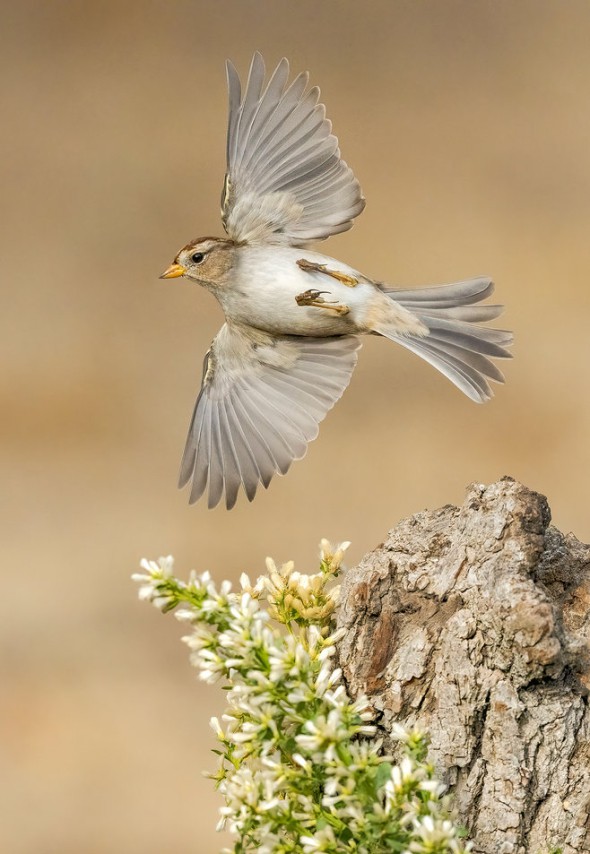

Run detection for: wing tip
[[254, 51, 266, 80]]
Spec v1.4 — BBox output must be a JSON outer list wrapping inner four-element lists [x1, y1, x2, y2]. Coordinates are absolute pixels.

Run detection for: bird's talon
[[295, 289, 350, 315], [295, 289, 324, 305]]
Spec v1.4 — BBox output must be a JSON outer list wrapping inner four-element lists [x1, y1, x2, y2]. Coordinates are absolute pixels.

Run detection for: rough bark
[[337, 478, 590, 854]]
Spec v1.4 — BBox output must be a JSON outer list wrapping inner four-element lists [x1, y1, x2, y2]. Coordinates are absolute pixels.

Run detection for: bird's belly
[[216, 249, 374, 337], [217, 266, 366, 337]]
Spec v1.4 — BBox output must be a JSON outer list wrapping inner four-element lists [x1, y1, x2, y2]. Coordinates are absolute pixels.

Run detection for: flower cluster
[[133, 542, 471, 854]]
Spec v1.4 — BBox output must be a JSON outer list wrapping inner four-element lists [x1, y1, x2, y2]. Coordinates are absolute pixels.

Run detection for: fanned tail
[[379, 277, 512, 402]]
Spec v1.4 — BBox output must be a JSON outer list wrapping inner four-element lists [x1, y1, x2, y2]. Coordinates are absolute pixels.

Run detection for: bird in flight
[[160, 53, 512, 509]]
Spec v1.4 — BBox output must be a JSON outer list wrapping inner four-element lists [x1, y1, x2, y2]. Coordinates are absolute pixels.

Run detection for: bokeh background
[[3, 1, 590, 851]]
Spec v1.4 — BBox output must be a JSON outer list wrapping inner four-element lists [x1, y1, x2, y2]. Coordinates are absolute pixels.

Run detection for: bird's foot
[[295, 289, 350, 316], [296, 258, 359, 287]]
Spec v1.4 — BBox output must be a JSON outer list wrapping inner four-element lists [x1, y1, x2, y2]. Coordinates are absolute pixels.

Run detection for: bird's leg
[[295, 289, 350, 316], [295, 258, 356, 315], [296, 258, 359, 287]]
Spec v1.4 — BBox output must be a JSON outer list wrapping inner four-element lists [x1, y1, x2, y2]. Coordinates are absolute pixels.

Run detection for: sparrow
[[160, 52, 512, 510]]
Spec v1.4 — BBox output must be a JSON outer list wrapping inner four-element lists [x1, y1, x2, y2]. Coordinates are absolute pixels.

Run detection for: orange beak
[[160, 263, 186, 279]]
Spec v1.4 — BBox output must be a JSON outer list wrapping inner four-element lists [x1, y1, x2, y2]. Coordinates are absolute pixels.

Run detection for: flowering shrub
[[133, 541, 470, 854]]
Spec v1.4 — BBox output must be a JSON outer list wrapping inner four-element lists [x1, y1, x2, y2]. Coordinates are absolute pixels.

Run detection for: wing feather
[[222, 53, 365, 245], [243, 89, 323, 178], [225, 61, 242, 167], [230, 389, 280, 484], [240, 73, 312, 171], [231, 54, 267, 164], [189, 400, 212, 504], [220, 398, 260, 502], [180, 324, 361, 508], [207, 405, 226, 509], [244, 382, 308, 450]]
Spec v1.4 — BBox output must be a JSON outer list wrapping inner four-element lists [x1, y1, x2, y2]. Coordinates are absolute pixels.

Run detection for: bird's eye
[[191, 252, 205, 264]]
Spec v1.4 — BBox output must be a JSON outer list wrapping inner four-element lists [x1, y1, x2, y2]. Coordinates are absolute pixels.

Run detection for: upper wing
[[221, 52, 365, 246], [179, 323, 361, 509]]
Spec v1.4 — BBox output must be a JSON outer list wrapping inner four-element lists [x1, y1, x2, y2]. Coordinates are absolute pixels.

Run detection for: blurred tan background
[[2, 1, 590, 851]]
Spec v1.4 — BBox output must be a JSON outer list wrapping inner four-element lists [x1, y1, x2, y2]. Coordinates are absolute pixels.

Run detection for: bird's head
[[160, 237, 236, 289]]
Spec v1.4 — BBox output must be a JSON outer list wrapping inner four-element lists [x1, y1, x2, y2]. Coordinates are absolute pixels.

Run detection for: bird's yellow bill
[[160, 263, 186, 279]]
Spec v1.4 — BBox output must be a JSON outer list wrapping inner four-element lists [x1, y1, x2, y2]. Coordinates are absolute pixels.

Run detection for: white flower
[[391, 721, 412, 742], [292, 753, 311, 771], [320, 539, 351, 572], [132, 556, 177, 608], [315, 663, 341, 697], [295, 708, 346, 754], [322, 626, 346, 647], [389, 757, 418, 793], [138, 555, 175, 577], [407, 814, 469, 852], [239, 572, 266, 596], [300, 826, 337, 852], [419, 778, 447, 797], [209, 716, 224, 739], [174, 608, 195, 622], [391, 722, 426, 746]]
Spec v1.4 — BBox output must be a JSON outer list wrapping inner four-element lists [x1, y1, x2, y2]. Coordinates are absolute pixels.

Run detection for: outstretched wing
[[221, 52, 365, 246], [179, 323, 361, 509]]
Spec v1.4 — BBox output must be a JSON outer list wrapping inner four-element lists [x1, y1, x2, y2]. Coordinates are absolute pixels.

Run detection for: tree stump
[[337, 478, 590, 854]]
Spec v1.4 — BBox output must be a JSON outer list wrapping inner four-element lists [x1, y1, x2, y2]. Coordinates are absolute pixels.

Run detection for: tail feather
[[422, 337, 507, 383], [423, 317, 512, 357], [417, 304, 503, 323], [379, 277, 512, 403], [395, 335, 493, 401], [384, 276, 494, 308]]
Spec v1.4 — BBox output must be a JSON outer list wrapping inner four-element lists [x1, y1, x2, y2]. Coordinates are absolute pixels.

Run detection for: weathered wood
[[337, 478, 590, 854]]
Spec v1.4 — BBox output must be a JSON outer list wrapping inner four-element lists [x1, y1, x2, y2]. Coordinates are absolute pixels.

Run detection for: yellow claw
[[160, 263, 186, 279]]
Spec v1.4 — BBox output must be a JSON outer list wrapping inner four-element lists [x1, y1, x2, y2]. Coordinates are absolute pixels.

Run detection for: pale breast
[[218, 245, 368, 337]]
